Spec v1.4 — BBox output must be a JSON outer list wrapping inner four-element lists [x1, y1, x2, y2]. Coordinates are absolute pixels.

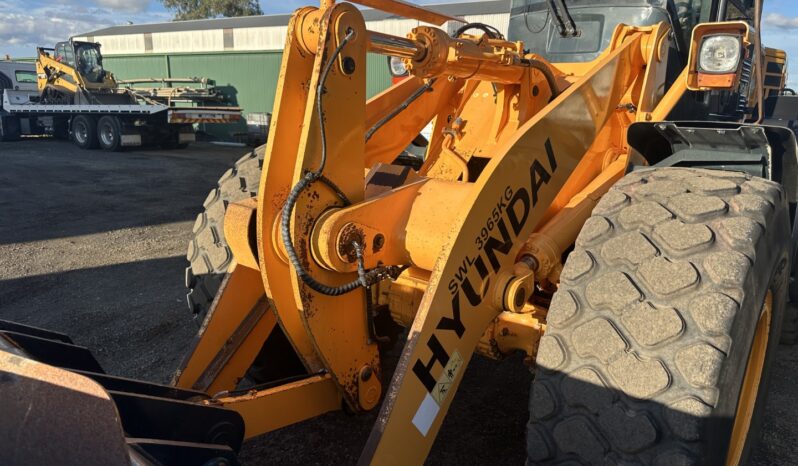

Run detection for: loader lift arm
[[173, 0, 678, 463]]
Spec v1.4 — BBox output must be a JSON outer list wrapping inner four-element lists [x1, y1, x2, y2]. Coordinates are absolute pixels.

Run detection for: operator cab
[[507, 0, 756, 62], [507, 0, 720, 63], [509, 0, 760, 120], [54, 40, 107, 84]]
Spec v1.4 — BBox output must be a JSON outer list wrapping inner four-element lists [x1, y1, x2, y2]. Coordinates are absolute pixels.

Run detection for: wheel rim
[[100, 122, 114, 146], [725, 290, 772, 465], [74, 121, 88, 144]]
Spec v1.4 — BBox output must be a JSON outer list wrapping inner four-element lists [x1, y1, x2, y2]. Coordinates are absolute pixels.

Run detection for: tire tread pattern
[[527, 167, 789, 464]]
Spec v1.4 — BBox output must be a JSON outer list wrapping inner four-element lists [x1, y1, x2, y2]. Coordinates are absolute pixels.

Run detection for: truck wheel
[[528, 167, 790, 465], [186, 145, 265, 322], [97, 116, 123, 152], [71, 115, 98, 150]]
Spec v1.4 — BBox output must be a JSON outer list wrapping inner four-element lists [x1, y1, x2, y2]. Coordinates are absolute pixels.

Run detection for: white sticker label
[[412, 392, 440, 437]]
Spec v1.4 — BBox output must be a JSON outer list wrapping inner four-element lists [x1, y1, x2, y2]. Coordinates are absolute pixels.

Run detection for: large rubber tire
[[185, 145, 265, 321], [71, 115, 98, 150], [528, 167, 790, 464], [97, 116, 123, 152]]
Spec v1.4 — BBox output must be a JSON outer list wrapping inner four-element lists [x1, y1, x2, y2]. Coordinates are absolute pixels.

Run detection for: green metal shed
[[74, 1, 510, 140]]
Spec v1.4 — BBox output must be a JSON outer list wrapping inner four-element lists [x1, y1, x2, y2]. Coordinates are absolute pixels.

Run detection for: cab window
[[724, 0, 755, 20], [54, 43, 75, 67], [15, 70, 37, 84]]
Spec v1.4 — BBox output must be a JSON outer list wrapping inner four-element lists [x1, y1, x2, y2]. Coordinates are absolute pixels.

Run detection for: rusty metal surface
[[214, 373, 341, 439], [0, 342, 130, 466]]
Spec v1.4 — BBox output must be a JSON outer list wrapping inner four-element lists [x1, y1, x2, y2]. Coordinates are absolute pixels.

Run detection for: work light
[[698, 35, 742, 73], [388, 56, 409, 77]]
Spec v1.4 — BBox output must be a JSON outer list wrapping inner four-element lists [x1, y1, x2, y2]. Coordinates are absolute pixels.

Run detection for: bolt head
[[360, 365, 373, 381]]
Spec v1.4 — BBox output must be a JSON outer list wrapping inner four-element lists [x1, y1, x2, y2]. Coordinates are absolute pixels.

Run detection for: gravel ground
[[0, 138, 796, 464]]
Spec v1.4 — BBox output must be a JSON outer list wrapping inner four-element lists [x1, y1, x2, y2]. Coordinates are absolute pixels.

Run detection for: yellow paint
[[174, 265, 275, 394], [215, 374, 341, 439], [726, 292, 772, 465]]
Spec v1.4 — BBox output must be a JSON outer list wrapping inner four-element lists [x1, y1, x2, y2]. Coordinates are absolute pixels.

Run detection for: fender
[[628, 121, 798, 203]]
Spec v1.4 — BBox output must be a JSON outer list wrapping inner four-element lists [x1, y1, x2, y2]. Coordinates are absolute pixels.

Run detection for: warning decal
[[412, 350, 464, 436], [431, 350, 463, 404]]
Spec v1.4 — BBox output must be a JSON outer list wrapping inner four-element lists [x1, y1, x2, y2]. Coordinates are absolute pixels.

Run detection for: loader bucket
[[0, 319, 245, 466]]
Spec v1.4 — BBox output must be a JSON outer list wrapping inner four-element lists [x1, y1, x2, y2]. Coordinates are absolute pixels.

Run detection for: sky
[[1, 0, 798, 85]]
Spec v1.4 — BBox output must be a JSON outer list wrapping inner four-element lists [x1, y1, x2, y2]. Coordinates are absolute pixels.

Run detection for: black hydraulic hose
[[314, 30, 356, 176], [281, 29, 395, 297], [280, 30, 364, 296], [365, 78, 436, 142], [547, 0, 578, 37], [367, 23, 506, 142], [454, 22, 504, 40], [519, 57, 561, 101], [282, 178, 364, 296]]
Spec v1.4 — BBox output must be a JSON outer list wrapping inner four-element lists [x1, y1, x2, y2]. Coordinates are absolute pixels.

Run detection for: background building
[[73, 1, 510, 140]]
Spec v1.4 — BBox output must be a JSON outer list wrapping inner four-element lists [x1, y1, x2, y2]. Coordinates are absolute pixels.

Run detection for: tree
[[160, 0, 263, 21]]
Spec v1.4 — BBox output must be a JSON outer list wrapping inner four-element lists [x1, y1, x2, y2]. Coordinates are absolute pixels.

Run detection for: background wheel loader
[[2, 0, 798, 464]]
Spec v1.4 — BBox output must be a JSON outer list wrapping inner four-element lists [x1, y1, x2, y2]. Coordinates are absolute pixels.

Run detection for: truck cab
[[0, 61, 43, 141], [0, 61, 38, 93]]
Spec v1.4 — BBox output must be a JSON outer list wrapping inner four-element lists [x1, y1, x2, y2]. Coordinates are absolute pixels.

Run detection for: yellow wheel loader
[[2, 0, 798, 464]]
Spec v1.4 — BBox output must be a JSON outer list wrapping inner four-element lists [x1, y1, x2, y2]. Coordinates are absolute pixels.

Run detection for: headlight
[[698, 35, 742, 73], [388, 56, 409, 77]]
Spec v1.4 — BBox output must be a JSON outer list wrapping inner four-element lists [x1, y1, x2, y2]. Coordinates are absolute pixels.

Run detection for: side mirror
[[686, 21, 750, 91]]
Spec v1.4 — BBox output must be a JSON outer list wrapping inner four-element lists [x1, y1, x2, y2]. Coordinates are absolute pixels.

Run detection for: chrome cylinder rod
[[367, 31, 426, 60]]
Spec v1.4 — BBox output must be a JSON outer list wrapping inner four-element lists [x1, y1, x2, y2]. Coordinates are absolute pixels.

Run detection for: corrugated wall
[[104, 51, 391, 140], [81, 8, 510, 141]]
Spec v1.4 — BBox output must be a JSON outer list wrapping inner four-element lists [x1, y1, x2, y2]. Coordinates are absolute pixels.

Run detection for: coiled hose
[[281, 29, 393, 296]]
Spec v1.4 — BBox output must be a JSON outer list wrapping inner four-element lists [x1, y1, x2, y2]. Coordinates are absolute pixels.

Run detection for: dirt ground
[[0, 138, 796, 464]]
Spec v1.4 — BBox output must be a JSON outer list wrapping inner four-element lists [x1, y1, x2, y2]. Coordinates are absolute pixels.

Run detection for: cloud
[[0, 3, 169, 57], [94, 0, 151, 13], [763, 12, 798, 29], [0, 12, 108, 50]]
